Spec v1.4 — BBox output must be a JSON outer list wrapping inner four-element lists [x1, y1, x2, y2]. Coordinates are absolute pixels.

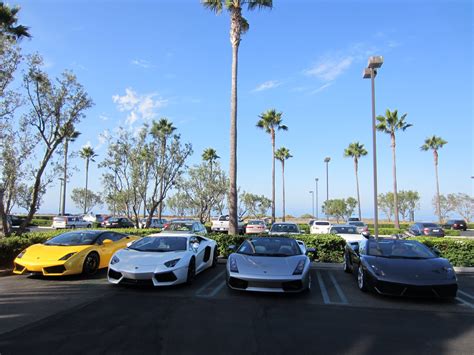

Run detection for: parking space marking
[[456, 297, 474, 309], [328, 272, 348, 305], [458, 290, 474, 300], [203, 280, 226, 298], [195, 270, 225, 297], [316, 271, 330, 304]]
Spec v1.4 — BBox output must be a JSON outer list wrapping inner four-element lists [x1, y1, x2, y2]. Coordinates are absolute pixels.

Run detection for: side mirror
[[192, 242, 200, 251], [228, 245, 236, 251], [102, 239, 113, 245], [361, 231, 371, 239]]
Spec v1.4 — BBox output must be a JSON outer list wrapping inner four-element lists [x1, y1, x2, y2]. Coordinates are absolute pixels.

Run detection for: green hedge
[[368, 228, 461, 237], [30, 219, 52, 227], [367, 223, 410, 229], [409, 237, 474, 267]]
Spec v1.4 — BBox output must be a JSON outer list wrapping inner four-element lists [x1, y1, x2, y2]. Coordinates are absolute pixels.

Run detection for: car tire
[[357, 265, 368, 292], [211, 247, 218, 268], [343, 253, 351, 273], [83, 252, 100, 276], [186, 257, 196, 285]]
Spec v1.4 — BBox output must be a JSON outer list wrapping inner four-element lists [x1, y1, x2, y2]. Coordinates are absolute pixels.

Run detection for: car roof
[[331, 224, 354, 227]]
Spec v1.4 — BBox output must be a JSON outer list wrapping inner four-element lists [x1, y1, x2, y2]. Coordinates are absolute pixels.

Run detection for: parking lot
[[0, 264, 473, 354]]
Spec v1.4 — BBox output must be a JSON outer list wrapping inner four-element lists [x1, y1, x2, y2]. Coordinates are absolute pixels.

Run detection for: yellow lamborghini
[[14, 230, 140, 276]]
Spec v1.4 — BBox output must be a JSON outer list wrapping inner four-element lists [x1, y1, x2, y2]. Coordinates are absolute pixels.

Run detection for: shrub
[[410, 237, 474, 267], [468, 223, 474, 230], [368, 228, 404, 235], [30, 219, 53, 227], [298, 224, 310, 234]]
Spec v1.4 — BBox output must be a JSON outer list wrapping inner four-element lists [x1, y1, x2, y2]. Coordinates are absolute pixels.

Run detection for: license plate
[[433, 229, 439, 232]]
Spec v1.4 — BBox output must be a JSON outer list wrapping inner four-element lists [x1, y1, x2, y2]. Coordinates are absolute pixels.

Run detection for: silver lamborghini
[[226, 237, 313, 293]]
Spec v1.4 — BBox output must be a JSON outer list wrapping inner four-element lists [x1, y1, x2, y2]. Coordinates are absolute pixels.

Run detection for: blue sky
[[12, 0, 473, 219]]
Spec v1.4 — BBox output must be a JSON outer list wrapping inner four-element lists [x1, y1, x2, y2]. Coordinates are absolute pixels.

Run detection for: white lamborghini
[[107, 233, 218, 286]]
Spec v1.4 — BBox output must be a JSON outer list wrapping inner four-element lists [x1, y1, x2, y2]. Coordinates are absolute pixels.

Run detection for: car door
[[191, 236, 209, 273], [96, 232, 120, 268]]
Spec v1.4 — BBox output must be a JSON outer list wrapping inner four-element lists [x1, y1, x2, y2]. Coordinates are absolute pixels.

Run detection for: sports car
[[13, 230, 139, 276], [226, 237, 312, 293], [343, 238, 458, 298], [107, 233, 218, 286]]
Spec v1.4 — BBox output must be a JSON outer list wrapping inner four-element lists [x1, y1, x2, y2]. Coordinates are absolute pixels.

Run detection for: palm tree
[[0, 2, 31, 41], [275, 147, 292, 222], [256, 109, 288, 223], [202, 0, 273, 235], [61, 126, 80, 215], [344, 142, 368, 221], [376, 109, 412, 229], [202, 147, 220, 175], [80, 146, 98, 214], [150, 118, 176, 219], [421, 135, 447, 223]]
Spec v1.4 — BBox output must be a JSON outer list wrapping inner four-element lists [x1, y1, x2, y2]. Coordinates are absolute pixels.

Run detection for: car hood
[[231, 253, 306, 276], [364, 256, 455, 281], [115, 248, 187, 266], [20, 244, 91, 262]]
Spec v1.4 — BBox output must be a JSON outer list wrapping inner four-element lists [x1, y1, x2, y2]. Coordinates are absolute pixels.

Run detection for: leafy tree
[[434, 195, 452, 222], [446, 193, 473, 223], [421, 135, 447, 223], [378, 192, 395, 222], [376, 109, 412, 229], [256, 109, 288, 224], [71, 188, 102, 213], [322, 198, 357, 223], [344, 142, 367, 220], [167, 192, 190, 217], [274, 147, 292, 222], [79, 145, 98, 214], [202, 0, 273, 235], [239, 192, 271, 219], [346, 197, 358, 219], [398, 190, 420, 221]]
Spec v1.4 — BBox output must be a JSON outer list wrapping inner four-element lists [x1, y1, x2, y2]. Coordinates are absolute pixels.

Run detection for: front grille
[[248, 281, 282, 289], [282, 280, 303, 291], [121, 278, 154, 286], [43, 265, 66, 274], [108, 269, 122, 280], [375, 281, 405, 296], [402, 286, 437, 298], [433, 284, 458, 298], [228, 277, 248, 289], [154, 272, 177, 282]]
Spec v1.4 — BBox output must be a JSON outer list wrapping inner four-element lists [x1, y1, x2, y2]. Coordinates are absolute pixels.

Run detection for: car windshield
[[237, 238, 302, 256], [271, 224, 299, 233], [330, 226, 357, 234], [367, 240, 437, 259], [349, 222, 365, 227], [129, 237, 187, 252], [44, 231, 101, 246], [315, 222, 329, 226], [108, 218, 120, 222], [248, 220, 264, 225], [164, 222, 193, 232]]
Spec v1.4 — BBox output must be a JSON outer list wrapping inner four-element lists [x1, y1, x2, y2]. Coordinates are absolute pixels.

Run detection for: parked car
[[442, 219, 467, 231], [162, 220, 208, 236], [245, 220, 267, 234], [347, 217, 360, 222], [108, 233, 218, 287], [407, 222, 445, 237], [52, 216, 92, 229], [83, 214, 107, 224], [211, 215, 245, 233], [347, 221, 369, 234], [14, 230, 139, 276], [310, 220, 331, 234], [268, 223, 301, 236], [329, 224, 364, 242], [343, 238, 457, 298], [308, 219, 316, 227], [102, 217, 134, 229], [138, 218, 167, 229], [226, 237, 313, 292]]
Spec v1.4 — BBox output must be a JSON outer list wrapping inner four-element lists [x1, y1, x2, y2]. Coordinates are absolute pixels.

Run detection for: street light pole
[[324, 157, 330, 218], [309, 191, 314, 218], [363, 56, 383, 240], [58, 178, 64, 215], [315, 178, 319, 219]]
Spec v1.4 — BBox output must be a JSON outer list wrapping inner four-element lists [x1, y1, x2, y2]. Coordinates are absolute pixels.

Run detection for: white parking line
[[316, 271, 330, 304], [458, 290, 474, 300], [202, 280, 226, 298], [195, 270, 225, 297], [456, 297, 474, 309], [329, 272, 348, 305]]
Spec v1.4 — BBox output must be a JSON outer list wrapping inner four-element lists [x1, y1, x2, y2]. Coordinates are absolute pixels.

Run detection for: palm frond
[[245, 0, 273, 10], [201, 0, 223, 13]]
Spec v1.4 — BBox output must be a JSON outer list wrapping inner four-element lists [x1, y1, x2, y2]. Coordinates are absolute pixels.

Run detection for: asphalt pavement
[[0, 265, 473, 355]]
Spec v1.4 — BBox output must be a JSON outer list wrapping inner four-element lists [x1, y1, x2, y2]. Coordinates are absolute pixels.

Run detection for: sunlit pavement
[[0, 265, 473, 354]]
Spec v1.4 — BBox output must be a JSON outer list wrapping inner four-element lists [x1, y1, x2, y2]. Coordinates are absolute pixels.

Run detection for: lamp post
[[58, 178, 64, 215], [315, 178, 319, 219], [324, 157, 330, 218], [363, 55, 383, 240], [309, 191, 314, 218]]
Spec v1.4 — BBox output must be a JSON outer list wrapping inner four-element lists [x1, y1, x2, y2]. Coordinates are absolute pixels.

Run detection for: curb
[[0, 269, 12, 277]]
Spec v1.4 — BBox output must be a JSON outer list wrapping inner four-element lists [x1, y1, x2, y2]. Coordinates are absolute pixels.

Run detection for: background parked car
[[138, 218, 167, 229], [211, 215, 245, 233], [101, 217, 134, 228], [162, 220, 208, 236], [52, 216, 92, 229], [407, 222, 445, 237], [329, 224, 364, 242], [442, 219, 467, 231], [245, 220, 267, 234], [310, 220, 331, 234], [347, 221, 369, 234], [268, 223, 301, 236], [83, 214, 107, 224]]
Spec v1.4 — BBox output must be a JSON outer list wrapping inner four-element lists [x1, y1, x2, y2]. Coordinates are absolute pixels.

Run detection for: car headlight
[[368, 263, 385, 277], [17, 249, 27, 259], [59, 252, 76, 261], [164, 259, 180, 268], [229, 257, 239, 273], [110, 255, 120, 265], [443, 267, 456, 279], [293, 259, 306, 275]]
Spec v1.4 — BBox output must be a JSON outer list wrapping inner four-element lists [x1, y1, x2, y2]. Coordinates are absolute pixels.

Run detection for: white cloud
[[112, 88, 168, 126], [305, 56, 353, 82], [309, 83, 333, 95], [131, 59, 154, 69], [252, 80, 281, 92]]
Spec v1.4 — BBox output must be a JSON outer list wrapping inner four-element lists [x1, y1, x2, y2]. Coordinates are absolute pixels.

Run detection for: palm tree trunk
[[158, 140, 166, 220], [84, 158, 89, 214], [271, 130, 275, 223], [355, 159, 362, 220], [434, 150, 441, 223], [228, 41, 239, 235], [391, 134, 400, 229], [61, 139, 68, 215], [282, 161, 286, 222]]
